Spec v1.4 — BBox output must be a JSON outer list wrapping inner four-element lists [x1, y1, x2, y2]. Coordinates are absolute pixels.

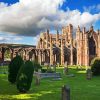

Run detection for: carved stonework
[[0, 24, 99, 66]]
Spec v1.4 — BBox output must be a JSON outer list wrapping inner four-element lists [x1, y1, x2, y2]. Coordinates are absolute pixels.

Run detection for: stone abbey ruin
[[0, 24, 100, 66]]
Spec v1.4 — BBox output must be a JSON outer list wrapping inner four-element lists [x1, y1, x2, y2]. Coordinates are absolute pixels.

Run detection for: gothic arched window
[[89, 36, 96, 55]]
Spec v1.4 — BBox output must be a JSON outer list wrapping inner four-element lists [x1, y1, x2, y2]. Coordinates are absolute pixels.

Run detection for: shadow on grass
[[0, 74, 61, 100], [0, 67, 100, 100]]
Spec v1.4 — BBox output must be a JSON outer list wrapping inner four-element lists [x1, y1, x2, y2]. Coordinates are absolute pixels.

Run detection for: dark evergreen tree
[[16, 60, 34, 93], [91, 58, 100, 76], [8, 55, 24, 84]]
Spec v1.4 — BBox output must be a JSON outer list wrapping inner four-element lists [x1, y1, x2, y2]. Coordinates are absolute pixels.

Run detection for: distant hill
[[0, 43, 36, 48]]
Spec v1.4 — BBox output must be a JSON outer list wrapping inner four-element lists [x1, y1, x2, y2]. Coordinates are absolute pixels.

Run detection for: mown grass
[[0, 66, 100, 100]]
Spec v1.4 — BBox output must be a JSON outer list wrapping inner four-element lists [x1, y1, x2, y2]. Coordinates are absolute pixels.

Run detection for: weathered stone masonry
[[0, 24, 100, 66], [36, 24, 100, 66]]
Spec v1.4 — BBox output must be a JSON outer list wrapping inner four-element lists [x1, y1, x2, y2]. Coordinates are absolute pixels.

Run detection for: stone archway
[[64, 48, 70, 65], [4, 48, 11, 61], [53, 48, 60, 65], [18, 49, 26, 60], [29, 49, 36, 61], [88, 36, 96, 64]]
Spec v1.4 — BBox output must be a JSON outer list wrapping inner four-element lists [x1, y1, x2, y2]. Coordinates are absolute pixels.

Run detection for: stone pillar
[[46, 29, 49, 48], [77, 30, 84, 66], [54, 54, 56, 64], [80, 32, 83, 66], [0, 50, 2, 61], [50, 49, 53, 65], [24, 50, 27, 61], [84, 33, 89, 66], [70, 39, 73, 65], [68, 24, 73, 41], [1, 47, 5, 62], [56, 30, 59, 47], [32, 53, 35, 61], [41, 52, 45, 62], [39, 51, 42, 65], [26, 51, 29, 60], [76, 26, 81, 65], [50, 35, 53, 65], [43, 52, 46, 63], [97, 30, 100, 57], [61, 37, 64, 65], [11, 50, 14, 60]]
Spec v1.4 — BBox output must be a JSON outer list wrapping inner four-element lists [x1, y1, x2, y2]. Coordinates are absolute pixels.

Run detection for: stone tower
[[36, 24, 99, 66]]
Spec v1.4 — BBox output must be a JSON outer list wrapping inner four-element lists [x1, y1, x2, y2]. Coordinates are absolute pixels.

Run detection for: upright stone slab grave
[[62, 85, 70, 100], [57, 62, 60, 67], [63, 62, 68, 75], [86, 69, 92, 80], [53, 64, 56, 72], [35, 72, 40, 85]]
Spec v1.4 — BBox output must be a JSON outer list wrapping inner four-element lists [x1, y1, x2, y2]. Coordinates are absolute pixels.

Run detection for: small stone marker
[[35, 72, 40, 85], [57, 62, 60, 67], [86, 69, 92, 80], [63, 62, 68, 75], [62, 85, 70, 100], [53, 64, 56, 72], [63, 67, 68, 75]]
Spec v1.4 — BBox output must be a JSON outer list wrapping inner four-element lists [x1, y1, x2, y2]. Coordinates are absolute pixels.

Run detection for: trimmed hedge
[[91, 57, 100, 76], [16, 60, 34, 93], [8, 55, 24, 84]]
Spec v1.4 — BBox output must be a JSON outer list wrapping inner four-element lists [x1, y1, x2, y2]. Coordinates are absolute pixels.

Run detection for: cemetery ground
[[0, 66, 100, 100]]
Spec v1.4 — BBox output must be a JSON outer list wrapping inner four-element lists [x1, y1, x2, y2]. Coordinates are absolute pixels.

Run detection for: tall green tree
[[8, 55, 24, 84], [16, 60, 34, 93]]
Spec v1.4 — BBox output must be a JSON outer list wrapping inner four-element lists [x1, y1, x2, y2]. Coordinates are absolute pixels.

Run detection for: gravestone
[[63, 62, 68, 75], [35, 72, 40, 85], [62, 85, 70, 100], [57, 62, 60, 67], [53, 64, 56, 72], [86, 69, 92, 80]]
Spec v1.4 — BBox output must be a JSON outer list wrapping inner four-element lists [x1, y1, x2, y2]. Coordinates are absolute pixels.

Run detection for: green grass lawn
[[0, 66, 100, 100]]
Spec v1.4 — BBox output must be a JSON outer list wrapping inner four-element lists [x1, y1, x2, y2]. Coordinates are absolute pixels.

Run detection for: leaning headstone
[[86, 69, 92, 80], [62, 85, 70, 100]]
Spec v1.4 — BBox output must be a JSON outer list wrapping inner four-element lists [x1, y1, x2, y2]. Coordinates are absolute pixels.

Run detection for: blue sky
[[0, 0, 100, 45], [1, 0, 100, 13]]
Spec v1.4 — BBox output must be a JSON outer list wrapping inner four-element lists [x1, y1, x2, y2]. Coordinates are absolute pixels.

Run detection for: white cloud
[[83, 4, 100, 13], [0, 0, 100, 36], [0, 34, 23, 44], [14, 37, 23, 40]]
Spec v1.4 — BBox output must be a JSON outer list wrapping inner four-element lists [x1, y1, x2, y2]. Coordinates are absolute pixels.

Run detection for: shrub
[[33, 60, 41, 72], [91, 57, 100, 76], [16, 60, 34, 93], [8, 55, 24, 84], [41, 69, 47, 73], [47, 68, 54, 73]]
